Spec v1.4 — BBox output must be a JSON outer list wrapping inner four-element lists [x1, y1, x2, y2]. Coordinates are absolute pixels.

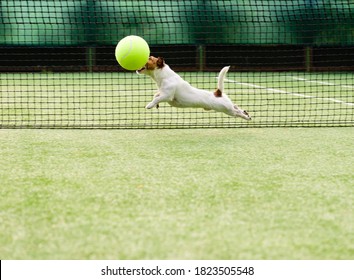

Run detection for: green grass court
[[0, 128, 353, 259]]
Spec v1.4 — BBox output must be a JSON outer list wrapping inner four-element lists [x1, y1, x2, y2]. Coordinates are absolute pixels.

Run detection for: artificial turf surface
[[0, 128, 353, 259]]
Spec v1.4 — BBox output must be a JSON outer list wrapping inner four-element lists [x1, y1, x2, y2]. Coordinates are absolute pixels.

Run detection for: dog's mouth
[[136, 65, 147, 74]]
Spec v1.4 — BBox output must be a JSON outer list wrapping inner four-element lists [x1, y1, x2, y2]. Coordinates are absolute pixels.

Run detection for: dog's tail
[[215, 66, 230, 97]]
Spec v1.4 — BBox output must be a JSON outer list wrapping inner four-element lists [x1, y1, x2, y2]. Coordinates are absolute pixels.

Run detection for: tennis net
[[0, 0, 353, 128]]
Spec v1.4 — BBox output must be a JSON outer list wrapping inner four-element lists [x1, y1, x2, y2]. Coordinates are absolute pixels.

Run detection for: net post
[[197, 45, 206, 71], [305, 46, 312, 72], [86, 47, 96, 72]]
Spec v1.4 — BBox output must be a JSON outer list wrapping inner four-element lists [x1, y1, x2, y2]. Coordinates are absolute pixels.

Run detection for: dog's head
[[137, 56, 165, 75]]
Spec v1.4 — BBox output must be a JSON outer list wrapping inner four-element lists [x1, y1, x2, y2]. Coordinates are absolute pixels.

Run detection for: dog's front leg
[[146, 95, 165, 109], [144, 93, 158, 109], [145, 92, 161, 109], [146, 82, 175, 109], [146, 92, 173, 109], [154, 92, 160, 109]]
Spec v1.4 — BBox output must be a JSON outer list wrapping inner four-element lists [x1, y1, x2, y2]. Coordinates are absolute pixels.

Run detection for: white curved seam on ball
[[121, 38, 133, 61]]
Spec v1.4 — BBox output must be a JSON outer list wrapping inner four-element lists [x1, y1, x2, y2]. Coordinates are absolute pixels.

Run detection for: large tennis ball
[[115, 35, 150, 71]]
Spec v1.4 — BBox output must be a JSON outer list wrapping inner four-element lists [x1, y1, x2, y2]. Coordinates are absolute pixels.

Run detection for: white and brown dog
[[137, 56, 251, 120]]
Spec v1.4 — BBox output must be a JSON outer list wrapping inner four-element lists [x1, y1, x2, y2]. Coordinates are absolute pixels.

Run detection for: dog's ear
[[157, 57, 165, 68]]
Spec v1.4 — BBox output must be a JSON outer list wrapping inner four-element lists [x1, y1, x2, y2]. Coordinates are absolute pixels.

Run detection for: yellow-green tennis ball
[[115, 35, 150, 71]]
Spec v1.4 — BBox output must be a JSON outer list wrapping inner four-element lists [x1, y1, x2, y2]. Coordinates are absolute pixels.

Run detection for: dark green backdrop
[[1, 0, 353, 46]]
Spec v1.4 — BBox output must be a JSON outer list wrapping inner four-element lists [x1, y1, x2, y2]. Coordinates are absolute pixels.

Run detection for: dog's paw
[[145, 102, 155, 109], [233, 105, 252, 120], [145, 102, 160, 109]]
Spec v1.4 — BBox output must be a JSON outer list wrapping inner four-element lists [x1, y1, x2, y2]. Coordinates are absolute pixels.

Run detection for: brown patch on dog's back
[[214, 89, 222, 97]]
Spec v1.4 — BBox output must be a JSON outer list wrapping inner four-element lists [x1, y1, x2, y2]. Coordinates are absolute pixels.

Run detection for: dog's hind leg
[[233, 104, 251, 120]]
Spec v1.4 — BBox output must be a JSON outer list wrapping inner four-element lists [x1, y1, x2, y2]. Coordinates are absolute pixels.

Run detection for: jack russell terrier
[[137, 56, 251, 120]]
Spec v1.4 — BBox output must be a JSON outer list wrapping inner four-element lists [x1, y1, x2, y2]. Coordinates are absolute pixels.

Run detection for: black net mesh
[[0, 0, 353, 128]]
